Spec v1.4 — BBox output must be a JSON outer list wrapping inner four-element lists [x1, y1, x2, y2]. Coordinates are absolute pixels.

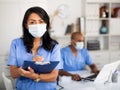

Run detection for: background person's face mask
[[75, 42, 84, 50], [28, 24, 47, 38]]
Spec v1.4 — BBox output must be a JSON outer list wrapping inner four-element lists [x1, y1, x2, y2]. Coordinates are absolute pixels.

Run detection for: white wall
[[0, 0, 82, 56], [0, 0, 48, 56], [0, 1, 20, 56], [48, 0, 82, 36]]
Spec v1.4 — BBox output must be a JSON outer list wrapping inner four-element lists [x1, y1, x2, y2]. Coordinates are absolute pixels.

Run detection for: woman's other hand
[[18, 66, 37, 80]]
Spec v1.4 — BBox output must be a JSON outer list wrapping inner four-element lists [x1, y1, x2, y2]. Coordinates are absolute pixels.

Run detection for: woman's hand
[[33, 56, 44, 62], [18, 66, 37, 80]]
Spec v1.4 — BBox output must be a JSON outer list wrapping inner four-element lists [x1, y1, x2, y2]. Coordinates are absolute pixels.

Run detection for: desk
[[57, 70, 120, 90]]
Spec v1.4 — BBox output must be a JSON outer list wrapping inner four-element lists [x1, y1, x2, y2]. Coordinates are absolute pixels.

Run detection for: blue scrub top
[[61, 46, 93, 71], [7, 38, 63, 90]]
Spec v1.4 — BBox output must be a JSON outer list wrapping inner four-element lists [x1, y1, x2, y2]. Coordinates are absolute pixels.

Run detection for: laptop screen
[[94, 60, 120, 84]]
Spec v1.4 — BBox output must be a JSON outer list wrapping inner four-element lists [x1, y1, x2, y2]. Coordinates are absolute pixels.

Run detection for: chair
[[2, 72, 14, 90]]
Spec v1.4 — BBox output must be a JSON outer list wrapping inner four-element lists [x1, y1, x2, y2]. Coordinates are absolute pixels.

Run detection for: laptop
[[94, 60, 120, 84], [82, 60, 120, 82]]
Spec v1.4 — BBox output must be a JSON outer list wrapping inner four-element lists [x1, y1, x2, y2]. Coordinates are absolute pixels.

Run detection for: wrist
[[34, 74, 41, 82], [71, 74, 74, 77]]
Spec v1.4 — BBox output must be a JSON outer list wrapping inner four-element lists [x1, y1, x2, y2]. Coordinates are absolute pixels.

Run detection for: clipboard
[[22, 61, 59, 74]]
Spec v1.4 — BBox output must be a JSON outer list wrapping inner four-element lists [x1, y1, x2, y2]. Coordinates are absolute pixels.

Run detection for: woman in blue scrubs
[[7, 6, 62, 90]]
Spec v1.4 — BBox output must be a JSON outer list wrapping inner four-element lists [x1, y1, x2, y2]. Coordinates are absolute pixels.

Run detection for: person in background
[[59, 32, 99, 81], [7, 6, 62, 90]]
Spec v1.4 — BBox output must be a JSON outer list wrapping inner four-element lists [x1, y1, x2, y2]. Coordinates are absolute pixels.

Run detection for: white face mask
[[75, 42, 84, 50], [28, 24, 47, 38]]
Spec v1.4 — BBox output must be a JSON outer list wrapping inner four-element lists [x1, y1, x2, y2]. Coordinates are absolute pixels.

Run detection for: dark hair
[[21, 6, 57, 53]]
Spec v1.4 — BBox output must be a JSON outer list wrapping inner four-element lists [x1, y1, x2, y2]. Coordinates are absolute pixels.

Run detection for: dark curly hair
[[21, 6, 58, 53]]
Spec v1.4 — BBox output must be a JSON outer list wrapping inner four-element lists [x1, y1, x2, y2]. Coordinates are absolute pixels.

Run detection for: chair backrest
[[2, 72, 14, 90]]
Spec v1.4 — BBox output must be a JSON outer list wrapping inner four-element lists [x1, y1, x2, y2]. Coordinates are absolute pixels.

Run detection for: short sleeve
[[50, 44, 63, 70], [7, 39, 18, 66], [60, 48, 65, 69]]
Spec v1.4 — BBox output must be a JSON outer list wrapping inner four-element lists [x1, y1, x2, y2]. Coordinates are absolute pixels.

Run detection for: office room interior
[[0, 0, 120, 90]]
